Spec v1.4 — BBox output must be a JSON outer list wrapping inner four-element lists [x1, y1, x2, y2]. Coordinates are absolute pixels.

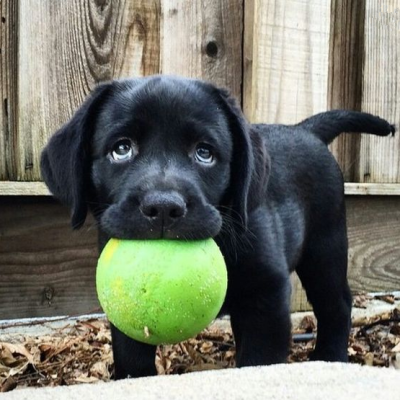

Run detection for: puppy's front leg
[[229, 273, 292, 367], [111, 324, 157, 379]]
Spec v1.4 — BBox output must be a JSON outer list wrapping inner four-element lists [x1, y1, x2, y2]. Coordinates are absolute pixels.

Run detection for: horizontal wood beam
[[1, 195, 400, 318], [344, 183, 400, 196], [0, 181, 50, 195], [2, 182, 400, 197]]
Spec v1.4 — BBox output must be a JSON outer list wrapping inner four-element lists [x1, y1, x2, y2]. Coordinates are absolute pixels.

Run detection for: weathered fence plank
[[17, 0, 161, 181], [359, 0, 400, 183], [347, 196, 400, 292], [0, 197, 98, 319], [3, 181, 400, 197], [161, 0, 243, 99], [327, 0, 366, 182], [243, 0, 331, 123], [0, 0, 18, 181], [1, 196, 399, 319], [8, 0, 243, 182], [0, 181, 50, 195], [293, 196, 400, 311]]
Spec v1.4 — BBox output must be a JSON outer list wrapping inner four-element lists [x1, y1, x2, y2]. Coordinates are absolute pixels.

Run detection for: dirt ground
[[1, 293, 399, 392]]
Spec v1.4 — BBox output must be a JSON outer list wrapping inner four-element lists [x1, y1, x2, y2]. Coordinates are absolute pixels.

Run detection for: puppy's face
[[40, 76, 253, 241], [91, 78, 232, 239]]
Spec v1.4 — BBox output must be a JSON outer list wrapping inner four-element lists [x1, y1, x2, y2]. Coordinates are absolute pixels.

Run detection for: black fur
[[40, 75, 395, 379], [297, 109, 395, 144]]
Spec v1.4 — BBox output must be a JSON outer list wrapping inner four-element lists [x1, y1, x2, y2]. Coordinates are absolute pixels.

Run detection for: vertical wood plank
[[117, 0, 161, 78], [0, 0, 18, 181], [243, 0, 255, 119], [327, 0, 366, 182], [291, 273, 311, 312], [243, 0, 331, 312], [243, 0, 331, 124], [160, 0, 243, 100], [359, 0, 400, 183], [16, 0, 161, 181]]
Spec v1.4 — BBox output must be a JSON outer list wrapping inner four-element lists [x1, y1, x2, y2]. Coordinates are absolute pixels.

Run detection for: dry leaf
[[353, 294, 373, 309], [348, 347, 358, 356], [364, 353, 375, 366], [74, 375, 99, 384], [391, 342, 400, 353], [90, 361, 111, 380], [0, 343, 34, 364], [390, 353, 400, 369], [298, 315, 316, 332], [0, 377, 17, 393], [1, 300, 400, 392], [374, 295, 395, 304]]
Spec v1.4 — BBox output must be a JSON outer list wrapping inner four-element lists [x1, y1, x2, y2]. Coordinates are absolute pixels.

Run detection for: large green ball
[[96, 238, 227, 345]]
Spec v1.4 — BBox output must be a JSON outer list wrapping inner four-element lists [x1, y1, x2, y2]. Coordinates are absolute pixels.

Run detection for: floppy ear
[[40, 83, 112, 229], [216, 89, 254, 231]]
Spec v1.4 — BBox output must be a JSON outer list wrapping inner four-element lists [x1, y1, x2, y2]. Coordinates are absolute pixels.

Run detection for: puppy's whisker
[[218, 207, 257, 241], [71, 218, 101, 234], [85, 220, 101, 232], [217, 211, 255, 259], [217, 206, 256, 238], [225, 219, 255, 251]]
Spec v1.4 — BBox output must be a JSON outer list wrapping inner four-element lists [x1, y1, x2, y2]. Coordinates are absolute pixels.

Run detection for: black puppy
[[40, 76, 395, 379]]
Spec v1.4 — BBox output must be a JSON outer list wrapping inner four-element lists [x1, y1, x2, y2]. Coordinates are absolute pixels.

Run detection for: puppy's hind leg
[[296, 220, 352, 362]]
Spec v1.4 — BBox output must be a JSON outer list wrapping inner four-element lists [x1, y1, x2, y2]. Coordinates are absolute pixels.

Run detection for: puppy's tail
[[296, 110, 395, 145]]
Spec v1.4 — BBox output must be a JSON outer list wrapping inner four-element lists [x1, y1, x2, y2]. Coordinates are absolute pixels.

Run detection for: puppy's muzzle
[[140, 191, 187, 230]]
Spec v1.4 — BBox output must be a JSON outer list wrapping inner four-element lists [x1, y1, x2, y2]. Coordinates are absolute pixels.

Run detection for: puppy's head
[[41, 76, 253, 240]]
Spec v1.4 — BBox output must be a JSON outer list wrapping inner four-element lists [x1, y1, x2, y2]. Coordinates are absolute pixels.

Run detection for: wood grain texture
[[16, 0, 161, 181], [345, 183, 400, 195], [243, 0, 331, 124], [327, 0, 365, 182], [292, 195, 400, 311], [347, 196, 400, 292], [1, 197, 398, 318], [0, 0, 18, 181], [243, 0, 255, 119], [160, 0, 243, 100], [359, 0, 400, 183], [0, 197, 99, 319], [0, 181, 50, 195], [3, 182, 400, 197], [290, 273, 310, 312]]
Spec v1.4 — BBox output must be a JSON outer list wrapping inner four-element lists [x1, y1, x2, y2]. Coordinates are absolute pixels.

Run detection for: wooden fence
[[0, 0, 399, 318]]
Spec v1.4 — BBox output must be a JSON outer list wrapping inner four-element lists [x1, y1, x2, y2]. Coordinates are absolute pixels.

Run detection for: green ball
[[96, 238, 227, 345]]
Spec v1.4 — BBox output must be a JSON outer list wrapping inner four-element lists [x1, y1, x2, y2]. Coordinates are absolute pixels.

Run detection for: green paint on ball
[[96, 238, 227, 345]]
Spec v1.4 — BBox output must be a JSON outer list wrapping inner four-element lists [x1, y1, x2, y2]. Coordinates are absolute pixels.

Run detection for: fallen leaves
[[156, 329, 235, 375], [0, 319, 113, 390], [348, 308, 400, 368], [1, 295, 399, 392]]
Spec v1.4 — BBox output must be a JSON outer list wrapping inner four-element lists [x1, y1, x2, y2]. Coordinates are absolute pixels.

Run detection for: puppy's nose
[[140, 191, 187, 226]]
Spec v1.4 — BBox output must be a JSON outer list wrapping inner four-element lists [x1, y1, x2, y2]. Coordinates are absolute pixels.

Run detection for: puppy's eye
[[195, 143, 214, 164], [110, 139, 135, 162]]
